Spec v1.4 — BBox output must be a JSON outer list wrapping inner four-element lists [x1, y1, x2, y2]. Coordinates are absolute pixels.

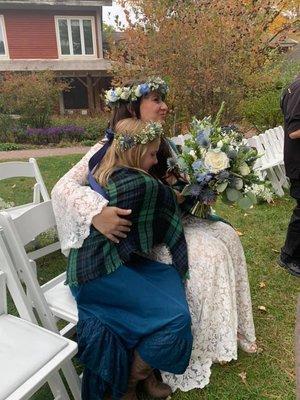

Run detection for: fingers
[[117, 225, 131, 232], [112, 231, 128, 239], [106, 234, 120, 244], [115, 207, 132, 216], [118, 217, 132, 227]]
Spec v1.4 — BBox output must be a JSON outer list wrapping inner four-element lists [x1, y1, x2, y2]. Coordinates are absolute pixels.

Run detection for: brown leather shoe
[[121, 351, 153, 400], [143, 371, 172, 398]]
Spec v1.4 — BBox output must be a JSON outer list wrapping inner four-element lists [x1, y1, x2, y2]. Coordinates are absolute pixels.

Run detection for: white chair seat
[[0, 314, 77, 400], [43, 274, 78, 324]]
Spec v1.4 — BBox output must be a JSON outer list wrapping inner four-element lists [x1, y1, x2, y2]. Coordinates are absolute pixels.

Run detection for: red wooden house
[[0, 0, 112, 113]]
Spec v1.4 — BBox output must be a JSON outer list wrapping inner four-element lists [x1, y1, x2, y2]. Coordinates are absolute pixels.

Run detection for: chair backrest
[[247, 126, 284, 170], [0, 270, 6, 315], [0, 201, 61, 332], [0, 157, 50, 202], [0, 231, 38, 323]]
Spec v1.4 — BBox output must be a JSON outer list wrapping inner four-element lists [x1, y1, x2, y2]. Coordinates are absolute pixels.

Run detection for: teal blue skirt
[[71, 256, 192, 400]]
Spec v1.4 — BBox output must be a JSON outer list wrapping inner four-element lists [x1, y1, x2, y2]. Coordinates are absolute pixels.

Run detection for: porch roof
[[0, 0, 112, 10], [0, 58, 112, 76]]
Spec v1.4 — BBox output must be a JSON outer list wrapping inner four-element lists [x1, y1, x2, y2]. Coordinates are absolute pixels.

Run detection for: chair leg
[[61, 360, 82, 400], [47, 371, 71, 400]]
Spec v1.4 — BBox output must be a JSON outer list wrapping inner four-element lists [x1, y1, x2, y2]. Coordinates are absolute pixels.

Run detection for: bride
[[52, 77, 256, 392]]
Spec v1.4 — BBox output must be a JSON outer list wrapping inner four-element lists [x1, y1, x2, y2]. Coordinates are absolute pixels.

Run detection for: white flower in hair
[[134, 85, 142, 98], [120, 87, 131, 100], [105, 89, 119, 104], [115, 87, 123, 97]]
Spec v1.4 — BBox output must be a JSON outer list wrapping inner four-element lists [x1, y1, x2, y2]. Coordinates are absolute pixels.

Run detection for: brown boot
[[143, 371, 172, 398], [121, 351, 153, 400]]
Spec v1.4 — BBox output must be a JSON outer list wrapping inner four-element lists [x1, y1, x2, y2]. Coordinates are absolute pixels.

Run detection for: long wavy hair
[[95, 118, 160, 187]]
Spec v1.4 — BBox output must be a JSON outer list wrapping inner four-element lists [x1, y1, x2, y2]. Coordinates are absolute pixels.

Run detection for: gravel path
[[0, 146, 90, 161]]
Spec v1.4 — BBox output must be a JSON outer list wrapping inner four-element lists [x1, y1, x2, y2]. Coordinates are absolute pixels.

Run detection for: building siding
[[1, 9, 98, 59]]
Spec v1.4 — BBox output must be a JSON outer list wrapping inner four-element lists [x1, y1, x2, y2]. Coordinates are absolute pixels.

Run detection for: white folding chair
[[247, 126, 289, 196], [0, 158, 50, 220], [0, 203, 81, 399], [0, 259, 77, 399]]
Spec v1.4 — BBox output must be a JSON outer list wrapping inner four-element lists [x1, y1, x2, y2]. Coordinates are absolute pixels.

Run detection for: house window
[[0, 15, 8, 58], [56, 16, 96, 57]]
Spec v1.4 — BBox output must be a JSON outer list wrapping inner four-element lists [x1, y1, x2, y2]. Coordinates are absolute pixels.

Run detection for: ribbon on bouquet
[[88, 128, 115, 199]]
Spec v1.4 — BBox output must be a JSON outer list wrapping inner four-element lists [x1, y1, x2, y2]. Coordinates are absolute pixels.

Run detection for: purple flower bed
[[23, 126, 85, 145]]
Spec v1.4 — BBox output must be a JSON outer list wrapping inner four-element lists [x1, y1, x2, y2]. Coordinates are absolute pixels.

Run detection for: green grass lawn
[[0, 154, 298, 400]]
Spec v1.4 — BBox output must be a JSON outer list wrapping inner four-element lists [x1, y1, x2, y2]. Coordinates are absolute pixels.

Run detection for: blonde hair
[[94, 118, 161, 186]]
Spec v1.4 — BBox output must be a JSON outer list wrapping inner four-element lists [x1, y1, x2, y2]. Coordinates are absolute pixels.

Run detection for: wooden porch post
[[86, 75, 95, 112]]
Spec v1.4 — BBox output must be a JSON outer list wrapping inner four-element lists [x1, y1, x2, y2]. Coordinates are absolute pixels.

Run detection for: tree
[[109, 0, 295, 127], [0, 71, 69, 128]]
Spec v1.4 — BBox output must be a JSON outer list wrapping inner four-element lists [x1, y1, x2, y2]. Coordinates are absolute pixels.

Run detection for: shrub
[[17, 126, 86, 145], [0, 71, 70, 128], [241, 61, 300, 131], [0, 114, 18, 142], [51, 115, 109, 141], [241, 89, 283, 131], [0, 142, 26, 151]]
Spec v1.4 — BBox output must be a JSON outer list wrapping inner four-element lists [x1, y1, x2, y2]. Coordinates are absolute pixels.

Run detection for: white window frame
[[55, 15, 97, 59], [0, 15, 9, 59]]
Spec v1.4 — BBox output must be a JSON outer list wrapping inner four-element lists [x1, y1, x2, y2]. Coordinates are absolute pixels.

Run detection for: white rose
[[189, 150, 197, 160], [120, 87, 131, 100], [115, 87, 123, 96], [134, 85, 142, 97], [217, 140, 223, 148], [239, 162, 250, 176], [105, 89, 118, 103], [204, 149, 229, 173]]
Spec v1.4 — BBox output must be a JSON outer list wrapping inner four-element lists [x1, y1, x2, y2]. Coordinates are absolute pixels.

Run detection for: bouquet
[[169, 103, 273, 218]]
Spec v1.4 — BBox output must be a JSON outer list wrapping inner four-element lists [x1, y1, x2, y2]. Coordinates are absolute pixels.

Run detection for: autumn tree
[[109, 0, 297, 129], [0, 71, 69, 128]]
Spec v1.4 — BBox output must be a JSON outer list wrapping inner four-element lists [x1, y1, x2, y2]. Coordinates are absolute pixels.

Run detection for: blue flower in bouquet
[[196, 131, 210, 148], [200, 188, 217, 205], [196, 172, 213, 184], [227, 149, 238, 160], [139, 83, 150, 96], [217, 170, 230, 181], [189, 184, 204, 197], [192, 160, 203, 171]]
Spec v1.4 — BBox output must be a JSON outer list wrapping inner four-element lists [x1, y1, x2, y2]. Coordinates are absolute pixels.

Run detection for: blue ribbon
[[88, 128, 115, 199]]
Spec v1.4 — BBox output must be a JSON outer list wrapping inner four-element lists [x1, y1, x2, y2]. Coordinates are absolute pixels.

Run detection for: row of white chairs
[[246, 126, 289, 196], [0, 159, 80, 399], [0, 201, 80, 399]]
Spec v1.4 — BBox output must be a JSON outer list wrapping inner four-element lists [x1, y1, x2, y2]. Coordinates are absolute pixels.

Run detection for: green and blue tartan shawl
[[66, 168, 188, 286]]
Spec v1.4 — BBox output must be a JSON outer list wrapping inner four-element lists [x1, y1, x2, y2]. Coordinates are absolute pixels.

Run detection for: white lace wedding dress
[[51, 142, 256, 392]]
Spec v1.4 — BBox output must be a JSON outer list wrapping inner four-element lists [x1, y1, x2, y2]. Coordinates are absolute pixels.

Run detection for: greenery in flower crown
[[168, 102, 273, 217], [104, 77, 169, 108], [115, 122, 164, 151]]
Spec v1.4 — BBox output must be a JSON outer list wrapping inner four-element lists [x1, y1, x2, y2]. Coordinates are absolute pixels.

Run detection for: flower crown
[[115, 122, 164, 151], [104, 77, 169, 108]]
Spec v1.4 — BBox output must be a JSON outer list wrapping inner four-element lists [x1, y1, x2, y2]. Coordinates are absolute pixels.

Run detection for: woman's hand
[[173, 189, 185, 204], [92, 206, 132, 243]]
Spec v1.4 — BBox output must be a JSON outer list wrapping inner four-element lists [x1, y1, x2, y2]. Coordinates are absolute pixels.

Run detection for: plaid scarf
[[67, 168, 188, 286]]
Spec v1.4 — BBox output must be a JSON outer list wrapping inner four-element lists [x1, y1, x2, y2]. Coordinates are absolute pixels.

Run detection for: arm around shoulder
[[51, 142, 109, 255]]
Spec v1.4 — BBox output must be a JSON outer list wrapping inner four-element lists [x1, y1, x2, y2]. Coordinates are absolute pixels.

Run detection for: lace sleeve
[[51, 142, 109, 256]]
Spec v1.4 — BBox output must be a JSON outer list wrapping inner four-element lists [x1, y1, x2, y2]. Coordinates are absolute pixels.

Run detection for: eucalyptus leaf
[[226, 188, 242, 202], [246, 191, 257, 205], [237, 196, 253, 210], [216, 181, 228, 193]]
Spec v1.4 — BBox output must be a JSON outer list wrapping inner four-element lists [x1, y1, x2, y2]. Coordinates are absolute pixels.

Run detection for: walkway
[[0, 146, 90, 161]]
